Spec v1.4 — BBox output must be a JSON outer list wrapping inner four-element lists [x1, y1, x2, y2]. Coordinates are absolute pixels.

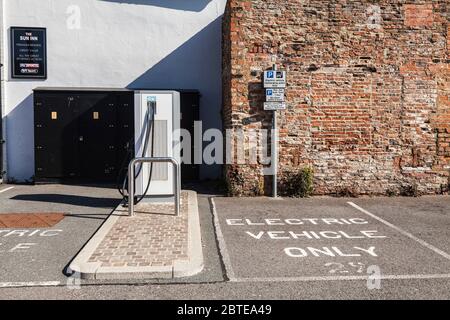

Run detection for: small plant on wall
[[282, 167, 314, 198], [226, 165, 246, 196]]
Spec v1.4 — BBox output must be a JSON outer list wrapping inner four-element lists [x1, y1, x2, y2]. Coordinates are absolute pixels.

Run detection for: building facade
[[223, 0, 449, 196], [1, 0, 226, 182], [0, 0, 449, 197]]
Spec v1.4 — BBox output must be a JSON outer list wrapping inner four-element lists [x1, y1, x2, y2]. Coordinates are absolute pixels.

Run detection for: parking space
[[348, 196, 450, 254], [212, 196, 450, 281], [1, 182, 450, 294], [0, 184, 121, 285]]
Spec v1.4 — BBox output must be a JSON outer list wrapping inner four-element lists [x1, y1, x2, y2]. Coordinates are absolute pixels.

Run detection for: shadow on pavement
[[182, 180, 227, 196], [11, 194, 121, 208], [64, 213, 111, 220]]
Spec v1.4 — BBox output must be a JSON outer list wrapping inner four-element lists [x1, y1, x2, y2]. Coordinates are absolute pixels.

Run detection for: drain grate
[[0, 213, 65, 228]]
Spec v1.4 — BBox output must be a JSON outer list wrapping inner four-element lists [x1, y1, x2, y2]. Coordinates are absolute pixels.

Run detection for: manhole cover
[[0, 213, 65, 228]]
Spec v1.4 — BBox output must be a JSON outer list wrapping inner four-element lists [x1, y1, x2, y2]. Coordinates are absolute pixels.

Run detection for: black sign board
[[11, 27, 47, 79]]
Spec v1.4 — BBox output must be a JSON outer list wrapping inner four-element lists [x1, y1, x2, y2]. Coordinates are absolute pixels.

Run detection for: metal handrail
[[128, 157, 180, 217]]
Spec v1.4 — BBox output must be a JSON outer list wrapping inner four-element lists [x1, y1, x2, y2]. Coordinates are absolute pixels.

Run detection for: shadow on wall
[[6, 94, 35, 182], [99, 0, 212, 11], [127, 16, 222, 96], [127, 16, 223, 179]]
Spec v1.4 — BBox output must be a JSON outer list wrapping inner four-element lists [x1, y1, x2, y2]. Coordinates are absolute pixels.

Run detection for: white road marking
[[348, 201, 450, 261], [231, 273, 450, 283], [0, 187, 14, 194], [210, 197, 236, 280], [0, 281, 61, 288]]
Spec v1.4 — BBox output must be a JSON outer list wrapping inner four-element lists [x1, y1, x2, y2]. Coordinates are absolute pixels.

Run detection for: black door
[[34, 93, 79, 179], [180, 91, 200, 181], [77, 93, 118, 182], [116, 92, 135, 163]]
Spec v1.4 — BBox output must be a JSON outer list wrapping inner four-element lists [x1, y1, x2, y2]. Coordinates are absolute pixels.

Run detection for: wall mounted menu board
[[11, 27, 47, 79]]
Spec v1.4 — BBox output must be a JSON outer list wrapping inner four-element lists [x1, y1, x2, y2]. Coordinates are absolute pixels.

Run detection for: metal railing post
[[128, 158, 136, 217], [128, 157, 180, 217], [173, 159, 180, 216]]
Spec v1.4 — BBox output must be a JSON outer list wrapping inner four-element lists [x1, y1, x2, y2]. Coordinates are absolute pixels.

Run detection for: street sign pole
[[264, 64, 286, 198], [271, 64, 278, 198]]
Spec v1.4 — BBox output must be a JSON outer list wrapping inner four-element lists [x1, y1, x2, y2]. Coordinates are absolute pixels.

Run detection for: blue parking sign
[[266, 88, 285, 102], [264, 70, 286, 88]]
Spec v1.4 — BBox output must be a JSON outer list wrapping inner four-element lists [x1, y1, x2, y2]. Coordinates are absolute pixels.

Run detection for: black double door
[[34, 90, 134, 183]]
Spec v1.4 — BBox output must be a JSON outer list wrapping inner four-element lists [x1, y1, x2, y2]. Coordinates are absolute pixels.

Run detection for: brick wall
[[222, 0, 449, 196]]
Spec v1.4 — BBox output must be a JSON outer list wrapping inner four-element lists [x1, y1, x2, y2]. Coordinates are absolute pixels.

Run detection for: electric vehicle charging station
[[132, 90, 181, 203]]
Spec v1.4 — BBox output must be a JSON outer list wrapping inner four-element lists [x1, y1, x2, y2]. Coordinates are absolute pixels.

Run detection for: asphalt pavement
[[0, 184, 449, 299], [0, 184, 120, 284]]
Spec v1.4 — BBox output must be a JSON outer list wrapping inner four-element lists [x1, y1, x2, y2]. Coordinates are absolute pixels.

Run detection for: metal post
[[128, 158, 136, 217], [272, 64, 278, 198], [272, 110, 278, 198], [128, 157, 180, 217], [173, 159, 180, 216]]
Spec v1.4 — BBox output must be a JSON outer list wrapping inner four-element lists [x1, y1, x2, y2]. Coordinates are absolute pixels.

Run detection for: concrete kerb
[[173, 191, 204, 277], [67, 191, 203, 280]]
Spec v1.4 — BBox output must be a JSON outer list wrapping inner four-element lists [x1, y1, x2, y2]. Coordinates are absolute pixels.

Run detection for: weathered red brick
[[404, 4, 434, 27], [222, 0, 450, 196]]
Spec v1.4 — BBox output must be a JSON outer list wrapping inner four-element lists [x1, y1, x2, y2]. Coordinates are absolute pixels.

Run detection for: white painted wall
[[1, 0, 226, 181]]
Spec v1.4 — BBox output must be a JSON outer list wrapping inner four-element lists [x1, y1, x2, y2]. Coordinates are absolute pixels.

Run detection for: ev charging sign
[[264, 71, 286, 88]]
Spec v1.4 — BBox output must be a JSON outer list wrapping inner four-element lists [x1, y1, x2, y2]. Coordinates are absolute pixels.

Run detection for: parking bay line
[[0, 187, 14, 194], [348, 201, 450, 261], [0, 281, 61, 288], [231, 273, 450, 283], [210, 197, 236, 280]]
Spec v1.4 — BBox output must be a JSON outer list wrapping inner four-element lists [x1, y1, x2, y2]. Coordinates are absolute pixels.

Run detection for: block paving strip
[[69, 191, 203, 280], [88, 194, 188, 268]]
